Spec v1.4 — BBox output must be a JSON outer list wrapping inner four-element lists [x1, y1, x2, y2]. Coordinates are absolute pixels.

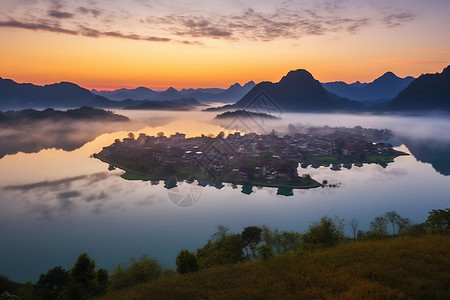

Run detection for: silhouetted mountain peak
[[135, 87, 152, 92], [50, 81, 80, 88], [373, 72, 400, 84], [387, 65, 450, 111], [165, 87, 178, 92], [0, 78, 115, 109], [227, 83, 242, 91], [226, 68, 362, 112], [280, 69, 315, 84], [322, 71, 415, 102], [381, 71, 397, 78], [243, 81, 256, 88]]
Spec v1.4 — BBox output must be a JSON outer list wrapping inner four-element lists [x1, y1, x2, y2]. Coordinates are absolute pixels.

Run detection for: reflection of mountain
[[402, 138, 450, 176], [0, 107, 129, 159]]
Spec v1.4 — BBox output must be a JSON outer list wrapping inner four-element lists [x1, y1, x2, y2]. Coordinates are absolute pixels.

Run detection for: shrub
[[426, 208, 450, 234], [176, 250, 199, 274], [301, 216, 344, 249], [110, 255, 162, 290]]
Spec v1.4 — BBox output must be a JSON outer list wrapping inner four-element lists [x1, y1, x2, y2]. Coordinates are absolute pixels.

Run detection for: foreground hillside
[[95, 235, 450, 300]]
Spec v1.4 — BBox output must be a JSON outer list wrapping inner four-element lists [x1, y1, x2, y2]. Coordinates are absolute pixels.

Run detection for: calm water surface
[[1, 110, 449, 282]]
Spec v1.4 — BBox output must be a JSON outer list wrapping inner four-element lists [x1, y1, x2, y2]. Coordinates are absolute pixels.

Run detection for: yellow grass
[[94, 235, 450, 300]]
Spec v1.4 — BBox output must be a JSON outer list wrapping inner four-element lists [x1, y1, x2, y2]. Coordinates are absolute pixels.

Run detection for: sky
[[0, 0, 449, 90]]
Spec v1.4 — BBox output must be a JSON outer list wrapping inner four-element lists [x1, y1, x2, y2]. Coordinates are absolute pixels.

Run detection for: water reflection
[[0, 114, 174, 159], [401, 138, 450, 176], [1, 111, 450, 283]]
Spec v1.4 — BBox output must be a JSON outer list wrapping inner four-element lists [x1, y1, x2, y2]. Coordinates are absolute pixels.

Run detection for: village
[[94, 126, 406, 190]]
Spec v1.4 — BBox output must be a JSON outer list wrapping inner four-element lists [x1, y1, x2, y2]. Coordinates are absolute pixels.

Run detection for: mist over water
[[1, 110, 449, 282]]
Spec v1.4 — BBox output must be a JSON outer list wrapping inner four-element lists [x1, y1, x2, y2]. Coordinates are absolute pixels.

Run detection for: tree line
[[1, 208, 449, 300]]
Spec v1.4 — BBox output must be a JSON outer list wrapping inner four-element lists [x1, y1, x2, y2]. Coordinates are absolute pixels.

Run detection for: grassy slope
[[95, 235, 450, 300]]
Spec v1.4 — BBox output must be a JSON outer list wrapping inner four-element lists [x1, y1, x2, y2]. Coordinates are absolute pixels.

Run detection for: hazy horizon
[[0, 67, 436, 92]]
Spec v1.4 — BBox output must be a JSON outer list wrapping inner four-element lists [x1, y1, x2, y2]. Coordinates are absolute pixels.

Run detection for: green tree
[[405, 223, 427, 236], [256, 244, 274, 261], [0, 276, 21, 299], [67, 253, 97, 300], [110, 255, 162, 290], [397, 217, 413, 235], [109, 265, 132, 290], [426, 208, 450, 234], [211, 225, 230, 241], [34, 266, 69, 300], [129, 255, 161, 283], [196, 228, 244, 269], [385, 211, 401, 235], [260, 225, 301, 255], [21, 281, 34, 300], [301, 216, 344, 249], [95, 268, 109, 295], [369, 216, 388, 238], [349, 218, 359, 239], [241, 226, 262, 260], [176, 250, 199, 274], [279, 231, 302, 253], [260, 225, 282, 254]]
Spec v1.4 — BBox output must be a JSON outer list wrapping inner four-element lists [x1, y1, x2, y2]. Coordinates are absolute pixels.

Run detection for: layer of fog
[[211, 112, 449, 139], [0, 113, 175, 158]]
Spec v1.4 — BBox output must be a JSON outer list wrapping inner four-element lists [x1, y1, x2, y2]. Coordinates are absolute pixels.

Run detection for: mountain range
[[322, 72, 415, 103], [208, 69, 364, 112], [0, 78, 113, 109], [0, 78, 205, 110], [386, 65, 450, 111], [1, 65, 449, 113], [91, 81, 256, 103]]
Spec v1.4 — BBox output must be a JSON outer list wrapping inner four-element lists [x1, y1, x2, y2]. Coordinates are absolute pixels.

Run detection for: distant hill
[[210, 69, 363, 112], [124, 98, 202, 110], [0, 106, 129, 124], [0, 107, 129, 159], [91, 87, 161, 101], [0, 77, 114, 109], [386, 66, 450, 111], [92, 81, 256, 103], [322, 72, 415, 103], [214, 110, 280, 120]]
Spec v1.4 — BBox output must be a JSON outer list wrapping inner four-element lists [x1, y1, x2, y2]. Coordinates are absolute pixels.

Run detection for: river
[[1, 110, 449, 282]]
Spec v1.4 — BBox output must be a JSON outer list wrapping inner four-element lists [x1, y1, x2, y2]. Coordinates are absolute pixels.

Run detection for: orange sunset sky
[[0, 0, 449, 90]]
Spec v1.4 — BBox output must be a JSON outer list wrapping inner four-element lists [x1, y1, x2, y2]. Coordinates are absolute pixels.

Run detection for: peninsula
[[94, 126, 407, 191]]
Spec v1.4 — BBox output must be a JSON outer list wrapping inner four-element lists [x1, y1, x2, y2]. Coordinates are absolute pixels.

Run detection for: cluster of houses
[[97, 126, 395, 184]]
